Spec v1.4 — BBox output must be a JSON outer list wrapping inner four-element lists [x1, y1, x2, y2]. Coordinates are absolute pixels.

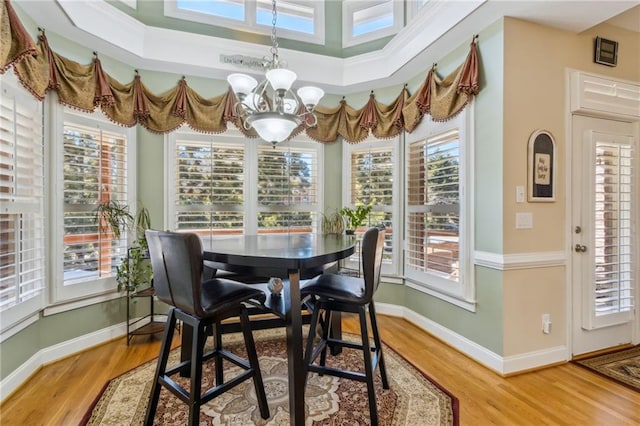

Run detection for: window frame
[[342, 136, 401, 277], [165, 127, 324, 238], [0, 71, 46, 333], [256, 141, 323, 234], [404, 106, 475, 311], [50, 104, 137, 303], [342, 0, 404, 48], [406, 0, 431, 23], [164, 0, 325, 45]]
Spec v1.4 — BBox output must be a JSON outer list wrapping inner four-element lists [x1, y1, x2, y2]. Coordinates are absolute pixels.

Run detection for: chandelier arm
[[298, 109, 318, 128]]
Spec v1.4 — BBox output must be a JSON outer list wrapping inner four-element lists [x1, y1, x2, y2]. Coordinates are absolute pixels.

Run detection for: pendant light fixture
[[227, 0, 324, 146]]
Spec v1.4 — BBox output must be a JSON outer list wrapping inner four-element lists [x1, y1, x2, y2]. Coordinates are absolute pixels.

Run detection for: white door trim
[[566, 69, 640, 356]]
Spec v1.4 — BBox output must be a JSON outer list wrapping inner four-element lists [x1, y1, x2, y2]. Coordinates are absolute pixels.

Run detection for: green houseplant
[[116, 205, 153, 293], [95, 200, 133, 239], [321, 211, 345, 235], [95, 201, 153, 293], [340, 203, 373, 234]]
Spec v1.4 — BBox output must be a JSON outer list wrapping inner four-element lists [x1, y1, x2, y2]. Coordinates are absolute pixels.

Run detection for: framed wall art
[[594, 36, 618, 67], [528, 130, 556, 202]]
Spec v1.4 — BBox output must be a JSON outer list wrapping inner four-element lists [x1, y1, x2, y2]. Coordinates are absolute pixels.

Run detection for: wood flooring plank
[[1, 315, 639, 425]]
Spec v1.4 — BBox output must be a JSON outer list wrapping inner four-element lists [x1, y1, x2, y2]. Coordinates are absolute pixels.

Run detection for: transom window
[[343, 0, 404, 47], [165, 0, 324, 44]]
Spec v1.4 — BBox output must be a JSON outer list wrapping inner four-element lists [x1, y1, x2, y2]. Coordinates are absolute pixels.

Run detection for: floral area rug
[[574, 345, 640, 392], [82, 328, 458, 425]]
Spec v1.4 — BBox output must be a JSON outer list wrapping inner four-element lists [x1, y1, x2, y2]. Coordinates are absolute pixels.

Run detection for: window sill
[[43, 291, 124, 316], [405, 280, 477, 312]]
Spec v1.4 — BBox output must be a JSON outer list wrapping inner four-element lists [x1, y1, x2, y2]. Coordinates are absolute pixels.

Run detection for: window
[[257, 144, 319, 233], [167, 128, 323, 243], [52, 108, 135, 302], [342, 137, 400, 276], [0, 73, 45, 331], [172, 134, 246, 236], [165, 0, 325, 44], [256, 0, 315, 34], [405, 110, 474, 308], [343, 0, 404, 47]]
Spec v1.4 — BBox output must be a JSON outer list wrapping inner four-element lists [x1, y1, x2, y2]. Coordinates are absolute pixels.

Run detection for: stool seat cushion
[[200, 278, 266, 317], [301, 274, 365, 304]]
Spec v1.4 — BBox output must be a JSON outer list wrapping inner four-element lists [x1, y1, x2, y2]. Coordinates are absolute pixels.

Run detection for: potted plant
[[321, 211, 345, 235], [95, 201, 153, 294], [116, 205, 153, 294], [95, 200, 133, 239], [340, 203, 373, 234]]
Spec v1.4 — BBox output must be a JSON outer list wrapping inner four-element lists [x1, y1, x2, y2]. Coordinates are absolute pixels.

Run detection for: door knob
[[574, 244, 587, 253]]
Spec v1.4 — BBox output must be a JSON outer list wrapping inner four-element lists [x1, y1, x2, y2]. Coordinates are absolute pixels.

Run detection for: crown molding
[[13, 0, 637, 94], [15, 0, 485, 93]]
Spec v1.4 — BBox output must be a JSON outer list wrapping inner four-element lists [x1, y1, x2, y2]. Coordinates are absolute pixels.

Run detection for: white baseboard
[[502, 345, 568, 374], [375, 302, 569, 375], [0, 321, 127, 402], [0, 314, 173, 402], [2, 303, 569, 402]]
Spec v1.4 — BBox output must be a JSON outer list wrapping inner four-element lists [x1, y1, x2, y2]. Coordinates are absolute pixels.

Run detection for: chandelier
[[227, 0, 324, 146]]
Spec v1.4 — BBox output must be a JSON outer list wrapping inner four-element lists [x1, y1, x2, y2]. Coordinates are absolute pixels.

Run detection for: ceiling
[[14, 1, 640, 95]]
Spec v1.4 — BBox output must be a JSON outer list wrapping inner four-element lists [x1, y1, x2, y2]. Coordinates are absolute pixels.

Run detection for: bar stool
[[144, 230, 270, 426], [301, 226, 389, 426]]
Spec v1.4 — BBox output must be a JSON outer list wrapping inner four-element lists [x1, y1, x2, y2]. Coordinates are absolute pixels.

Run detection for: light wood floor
[[1, 314, 639, 425]]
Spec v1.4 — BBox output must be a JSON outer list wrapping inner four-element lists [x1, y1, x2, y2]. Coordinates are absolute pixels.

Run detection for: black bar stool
[[301, 226, 389, 426], [144, 230, 270, 426]]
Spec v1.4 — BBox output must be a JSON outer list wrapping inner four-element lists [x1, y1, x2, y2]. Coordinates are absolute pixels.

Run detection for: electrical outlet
[[516, 212, 533, 229], [542, 314, 552, 334]]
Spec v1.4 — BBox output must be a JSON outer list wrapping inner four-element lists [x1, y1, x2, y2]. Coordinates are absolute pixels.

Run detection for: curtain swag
[[0, 0, 480, 143]]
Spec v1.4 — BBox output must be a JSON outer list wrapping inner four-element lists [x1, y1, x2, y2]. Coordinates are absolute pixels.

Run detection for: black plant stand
[[126, 286, 167, 345], [124, 247, 169, 345]]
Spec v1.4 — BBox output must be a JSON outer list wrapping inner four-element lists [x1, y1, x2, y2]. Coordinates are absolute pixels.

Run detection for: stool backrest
[[361, 226, 386, 303], [146, 230, 204, 316]]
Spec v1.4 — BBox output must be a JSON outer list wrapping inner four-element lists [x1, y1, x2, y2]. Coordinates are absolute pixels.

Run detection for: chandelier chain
[[226, 0, 323, 146], [270, 0, 279, 64]]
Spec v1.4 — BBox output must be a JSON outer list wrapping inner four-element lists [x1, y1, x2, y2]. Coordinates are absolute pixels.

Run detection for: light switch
[[516, 186, 525, 203], [516, 212, 533, 229]]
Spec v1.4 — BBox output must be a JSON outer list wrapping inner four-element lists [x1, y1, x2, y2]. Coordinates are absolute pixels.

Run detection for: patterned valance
[[0, 0, 480, 143]]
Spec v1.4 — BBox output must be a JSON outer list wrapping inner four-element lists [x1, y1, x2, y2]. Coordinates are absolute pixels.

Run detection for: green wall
[[138, 127, 166, 228], [0, 13, 508, 382], [372, 20, 506, 355], [0, 298, 156, 379]]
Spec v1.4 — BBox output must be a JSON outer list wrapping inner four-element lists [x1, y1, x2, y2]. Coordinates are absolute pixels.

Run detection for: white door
[[571, 115, 638, 356]]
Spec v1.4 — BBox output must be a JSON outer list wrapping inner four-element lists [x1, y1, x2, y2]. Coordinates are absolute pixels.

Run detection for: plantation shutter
[[0, 81, 45, 318], [591, 137, 634, 319], [349, 146, 394, 261], [406, 130, 460, 281], [257, 144, 318, 233], [63, 123, 128, 283], [174, 140, 245, 236]]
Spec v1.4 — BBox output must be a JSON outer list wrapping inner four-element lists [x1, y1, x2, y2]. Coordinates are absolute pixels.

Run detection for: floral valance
[[0, 0, 480, 143]]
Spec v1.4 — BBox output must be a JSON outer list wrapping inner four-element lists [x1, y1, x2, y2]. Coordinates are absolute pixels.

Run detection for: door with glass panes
[[571, 115, 638, 356]]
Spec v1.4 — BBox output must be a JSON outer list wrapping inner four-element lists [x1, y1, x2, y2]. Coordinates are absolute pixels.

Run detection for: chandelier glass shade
[[227, 0, 324, 146]]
